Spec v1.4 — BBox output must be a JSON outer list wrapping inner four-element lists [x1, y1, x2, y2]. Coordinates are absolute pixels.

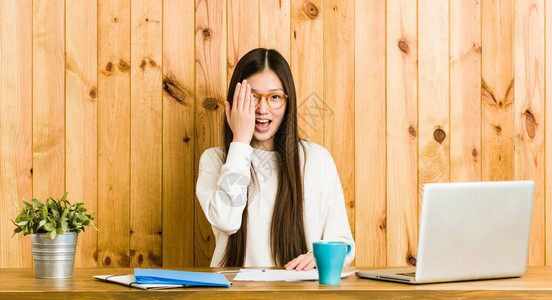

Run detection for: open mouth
[[255, 119, 272, 132]]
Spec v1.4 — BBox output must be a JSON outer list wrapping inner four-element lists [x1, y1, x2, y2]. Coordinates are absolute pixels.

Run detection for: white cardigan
[[196, 140, 355, 267]]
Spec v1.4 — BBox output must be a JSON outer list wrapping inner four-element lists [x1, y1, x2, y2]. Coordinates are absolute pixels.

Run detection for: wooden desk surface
[[1, 267, 552, 299]]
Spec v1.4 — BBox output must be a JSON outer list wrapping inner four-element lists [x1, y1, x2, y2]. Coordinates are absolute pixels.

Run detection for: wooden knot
[[203, 98, 219, 111], [113, 17, 118, 23], [408, 256, 417, 266], [120, 255, 130, 266], [149, 253, 162, 266], [140, 60, 147, 70], [163, 75, 189, 104], [472, 148, 478, 158], [118, 59, 130, 72], [138, 254, 144, 264], [379, 217, 387, 231], [89, 87, 97, 99], [304, 2, 319, 18], [102, 61, 114, 76], [525, 110, 536, 138], [433, 128, 446, 143], [203, 28, 212, 40], [104, 256, 111, 266], [494, 125, 502, 134], [183, 136, 191, 143], [408, 126, 417, 137], [398, 39, 409, 54], [139, 58, 158, 71]]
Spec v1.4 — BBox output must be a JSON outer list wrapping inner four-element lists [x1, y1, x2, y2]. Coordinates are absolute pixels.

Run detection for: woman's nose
[[255, 97, 270, 113]]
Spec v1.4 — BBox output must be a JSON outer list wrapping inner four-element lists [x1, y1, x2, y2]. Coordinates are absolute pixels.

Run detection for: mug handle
[[345, 244, 352, 256]]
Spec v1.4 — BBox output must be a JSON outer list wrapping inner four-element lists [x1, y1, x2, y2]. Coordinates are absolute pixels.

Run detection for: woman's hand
[[225, 80, 256, 145], [284, 251, 315, 271]]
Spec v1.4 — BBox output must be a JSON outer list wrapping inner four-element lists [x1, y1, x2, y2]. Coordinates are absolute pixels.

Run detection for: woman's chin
[[253, 130, 272, 140], [252, 131, 274, 147]]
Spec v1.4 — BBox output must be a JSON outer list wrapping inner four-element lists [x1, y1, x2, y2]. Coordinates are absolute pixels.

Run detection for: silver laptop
[[356, 180, 535, 284]]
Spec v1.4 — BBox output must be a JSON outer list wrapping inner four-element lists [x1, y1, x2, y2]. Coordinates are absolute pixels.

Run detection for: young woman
[[196, 48, 354, 270]]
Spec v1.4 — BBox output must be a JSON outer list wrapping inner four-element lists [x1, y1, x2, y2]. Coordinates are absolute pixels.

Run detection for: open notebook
[[94, 275, 184, 290]]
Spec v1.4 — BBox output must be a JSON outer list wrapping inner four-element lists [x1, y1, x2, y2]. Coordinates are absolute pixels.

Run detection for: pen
[[219, 270, 241, 274]]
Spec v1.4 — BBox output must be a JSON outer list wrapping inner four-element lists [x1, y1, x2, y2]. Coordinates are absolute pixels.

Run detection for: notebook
[[134, 269, 231, 287]]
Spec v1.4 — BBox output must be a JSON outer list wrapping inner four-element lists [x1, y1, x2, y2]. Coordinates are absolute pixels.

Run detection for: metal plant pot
[[30, 232, 78, 279]]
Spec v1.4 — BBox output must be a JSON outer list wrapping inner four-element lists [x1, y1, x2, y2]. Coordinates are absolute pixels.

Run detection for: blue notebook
[[134, 269, 231, 287]]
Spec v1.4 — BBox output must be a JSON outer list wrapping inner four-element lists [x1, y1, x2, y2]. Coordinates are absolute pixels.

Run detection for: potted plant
[[11, 192, 97, 278]]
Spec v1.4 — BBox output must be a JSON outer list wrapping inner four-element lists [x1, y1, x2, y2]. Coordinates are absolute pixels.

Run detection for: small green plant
[[11, 192, 98, 239]]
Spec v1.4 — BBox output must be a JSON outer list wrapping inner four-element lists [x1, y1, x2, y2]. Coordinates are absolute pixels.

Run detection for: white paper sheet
[[232, 268, 357, 282]]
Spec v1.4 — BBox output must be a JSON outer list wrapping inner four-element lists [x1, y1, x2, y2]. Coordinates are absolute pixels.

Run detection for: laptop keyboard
[[398, 272, 416, 277]]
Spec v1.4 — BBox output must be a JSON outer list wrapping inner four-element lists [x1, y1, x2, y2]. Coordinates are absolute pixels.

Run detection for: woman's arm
[[318, 148, 356, 266], [285, 145, 355, 270], [196, 80, 255, 235], [196, 142, 253, 234]]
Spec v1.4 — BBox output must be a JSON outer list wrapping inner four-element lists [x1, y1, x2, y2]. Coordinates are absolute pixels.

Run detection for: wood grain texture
[[450, 0, 481, 183], [227, 0, 259, 81], [546, 0, 552, 267], [65, 0, 98, 268], [6, 0, 552, 270], [162, 0, 195, 267], [418, 0, 450, 212], [514, 0, 545, 266], [5, 267, 552, 299], [323, 0, 355, 239], [0, 0, 33, 268], [481, 0, 514, 182], [195, 0, 227, 267], [260, 0, 290, 61], [130, 0, 163, 268], [291, 0, 324, 145], [97, 0, 131, 268], [32, 0, 65, 200], [386, 0, 418, 267], [354, 0, 386, 267]]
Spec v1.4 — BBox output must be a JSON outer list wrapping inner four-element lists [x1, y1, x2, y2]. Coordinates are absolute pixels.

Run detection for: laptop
[[356, 180, 535, 284]]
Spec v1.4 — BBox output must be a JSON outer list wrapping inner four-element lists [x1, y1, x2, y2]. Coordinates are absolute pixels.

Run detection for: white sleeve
[[196, 142, 253, 235], [319, 150, 356, 266]]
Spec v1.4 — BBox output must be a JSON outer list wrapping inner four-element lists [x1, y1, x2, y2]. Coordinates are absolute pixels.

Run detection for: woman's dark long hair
[[221, 48, 308, 267]]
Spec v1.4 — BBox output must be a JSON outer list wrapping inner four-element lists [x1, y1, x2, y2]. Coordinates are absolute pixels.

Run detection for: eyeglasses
[[251, 91, 288, 109]]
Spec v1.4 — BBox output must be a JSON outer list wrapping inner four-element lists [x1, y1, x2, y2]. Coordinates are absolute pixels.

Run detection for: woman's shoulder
[[199, 146, 225, 166], [299, 140, 334, 163]]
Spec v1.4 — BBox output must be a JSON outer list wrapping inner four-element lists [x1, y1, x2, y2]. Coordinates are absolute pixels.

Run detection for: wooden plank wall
[[97, 0, 131, 268], [1, 0, 552, 268]]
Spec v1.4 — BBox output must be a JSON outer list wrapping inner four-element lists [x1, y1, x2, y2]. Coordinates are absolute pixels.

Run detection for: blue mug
[[313, 241, 352, 284]]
